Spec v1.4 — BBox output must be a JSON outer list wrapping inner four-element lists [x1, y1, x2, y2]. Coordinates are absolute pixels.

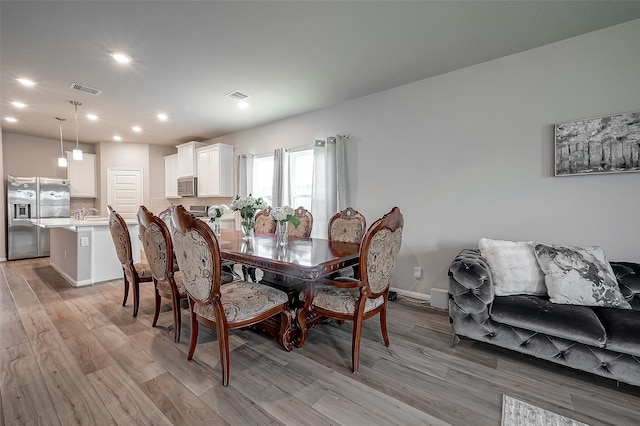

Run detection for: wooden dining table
[[216, 229, 361, 348]]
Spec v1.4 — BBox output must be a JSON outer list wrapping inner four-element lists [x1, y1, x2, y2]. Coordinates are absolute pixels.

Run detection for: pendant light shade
[[56, 117, 67, 168], [70, 100, 83, 160]]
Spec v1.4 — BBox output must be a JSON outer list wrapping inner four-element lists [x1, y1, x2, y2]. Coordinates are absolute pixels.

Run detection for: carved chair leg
[[152, 285, 161, 327], [122, 275, 130, 306], [187, 311, 199, 360], [380, 303, 390, 346], [217, 324, 231, 387], [172, 294, 182, 343], [352, 318, 364, 374], [132, 280, 140, 317]]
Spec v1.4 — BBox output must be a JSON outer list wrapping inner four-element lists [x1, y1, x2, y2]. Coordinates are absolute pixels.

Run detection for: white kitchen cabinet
[[196, 143, 234, 197], [164, 153, 181, 198], [67, 152, 96, 198], [176, 141, 206, 178]]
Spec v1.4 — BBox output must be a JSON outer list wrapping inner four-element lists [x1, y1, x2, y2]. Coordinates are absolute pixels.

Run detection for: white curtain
[[237, 154, 252, 197], [272, 148, 289, 207], [311, 135, 348, 238]]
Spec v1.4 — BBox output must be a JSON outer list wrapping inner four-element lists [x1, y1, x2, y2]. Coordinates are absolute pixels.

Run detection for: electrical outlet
[[413, 266, 422, 279]]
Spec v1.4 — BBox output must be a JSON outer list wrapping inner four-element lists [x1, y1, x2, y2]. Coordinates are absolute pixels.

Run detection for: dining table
[[216, 229, 361, 348]]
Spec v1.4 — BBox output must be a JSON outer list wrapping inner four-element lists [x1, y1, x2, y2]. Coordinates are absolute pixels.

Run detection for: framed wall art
[[554, 111, 640, 176]]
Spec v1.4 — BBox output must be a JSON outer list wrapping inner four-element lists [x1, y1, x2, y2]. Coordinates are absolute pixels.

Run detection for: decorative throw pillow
[[478, 238, 546, 296], [534, 244, 631, 309]]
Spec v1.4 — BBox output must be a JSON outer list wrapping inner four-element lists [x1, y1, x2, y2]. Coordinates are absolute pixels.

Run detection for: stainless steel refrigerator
[[7, 176, 70, 260]]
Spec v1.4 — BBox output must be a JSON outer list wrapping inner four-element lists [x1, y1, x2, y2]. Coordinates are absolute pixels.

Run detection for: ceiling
[[3, 1, 640, 147]]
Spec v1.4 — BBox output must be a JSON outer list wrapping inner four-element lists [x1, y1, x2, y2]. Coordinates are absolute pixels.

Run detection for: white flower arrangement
[[230, 194, 268, 219], [208, 204, 229, 222], [270, 205, 300, 227]]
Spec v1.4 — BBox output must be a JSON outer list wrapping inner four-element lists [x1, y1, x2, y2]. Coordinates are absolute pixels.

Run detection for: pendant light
[[70, 100, 83, 160], [56, 117, 67, 167]]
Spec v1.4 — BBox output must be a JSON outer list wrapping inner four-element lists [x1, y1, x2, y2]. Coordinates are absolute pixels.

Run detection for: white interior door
[[107, 168, 143, 219]]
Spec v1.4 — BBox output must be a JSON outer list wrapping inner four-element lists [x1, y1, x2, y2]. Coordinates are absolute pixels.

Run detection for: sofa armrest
[[448, 249, 494, 314], [611, 261, 640, 309]]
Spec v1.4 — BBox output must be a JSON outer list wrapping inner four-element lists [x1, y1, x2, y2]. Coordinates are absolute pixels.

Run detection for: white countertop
[[31, 217, 139, 228]]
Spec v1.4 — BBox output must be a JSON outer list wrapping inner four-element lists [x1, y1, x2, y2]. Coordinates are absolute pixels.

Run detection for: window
[[288, 149, 313, 211], [252, 154, 274, 206]]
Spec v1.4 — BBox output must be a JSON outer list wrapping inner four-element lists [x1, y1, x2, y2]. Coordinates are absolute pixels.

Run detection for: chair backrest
[[359, 207, 404, 295], [138, 205, 173, 282], [158, 206, 175, 234], [254, 207, 276, 234], [328, 207, 366, 244], [171, 205, 222, 304], [108, 204, 137, 280], [288, 206, 313, 238]]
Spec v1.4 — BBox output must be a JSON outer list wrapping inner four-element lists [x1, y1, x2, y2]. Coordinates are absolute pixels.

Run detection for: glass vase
[[209, 218, 220, 236], [276, 220, 288, 248], [241, 215, 255, 239]]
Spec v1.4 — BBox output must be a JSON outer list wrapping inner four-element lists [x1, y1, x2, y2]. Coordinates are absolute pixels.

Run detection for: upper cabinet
[[176, 141, 207, 178], [67, 152, 96, 198], [197, 143, 234, 197], [164, 153, 181, 198]]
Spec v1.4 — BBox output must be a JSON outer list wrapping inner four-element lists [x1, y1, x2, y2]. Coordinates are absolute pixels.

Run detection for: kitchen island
[[31, 217, 140, 287]]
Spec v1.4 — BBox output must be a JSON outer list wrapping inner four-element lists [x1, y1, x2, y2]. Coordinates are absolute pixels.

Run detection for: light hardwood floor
[[1, 258, 639, 425]]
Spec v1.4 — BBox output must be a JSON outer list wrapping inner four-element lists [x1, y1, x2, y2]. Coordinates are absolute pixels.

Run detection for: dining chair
[[243, 207, 276, 282], [107, 204, 153, 317], [137, 205, 186, 342], [328, 207, 367, 279], [297, 207, 403, 373], [288, 206, 313, 238], [170, 205, 294, 386]]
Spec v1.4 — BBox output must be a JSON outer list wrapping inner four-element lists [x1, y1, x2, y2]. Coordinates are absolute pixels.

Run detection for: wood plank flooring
[[2, 258, 640, 425]]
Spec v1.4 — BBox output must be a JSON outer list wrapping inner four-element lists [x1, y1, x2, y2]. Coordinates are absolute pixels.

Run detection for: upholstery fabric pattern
[[366, 228, 402, 293], [141, 222, 168, 281], [449, 249, 640, 387], [478, 238, 546, 296], [254, 208, 276, 234], [155, 271, 186, 295], [109, 219, 130, 265], [306, 283, 384, 314], [288, 208, 312, 238], [172, 229, 213, 302], [329, 217, 365, 243], [612, 262, 640, 309], [534, 244, 631, 309], [193, 281, 287, 323], [133, 263, 152, 280]]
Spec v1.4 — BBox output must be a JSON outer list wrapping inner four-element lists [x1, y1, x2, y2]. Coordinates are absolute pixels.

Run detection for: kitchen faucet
[[74, 207, 98, 221]]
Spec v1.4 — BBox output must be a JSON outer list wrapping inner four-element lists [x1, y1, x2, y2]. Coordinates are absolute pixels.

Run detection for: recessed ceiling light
[[237, 100, 250, 110], [86, 113, 98, 121], [157, 113, 168, 121], [113, 135, 122, 141], [11, 101, 26, 108], [110, 51, 132, 64], [17, 78, 36, 86], [132, 126, 141, 133], [5, 117, 18, 123]]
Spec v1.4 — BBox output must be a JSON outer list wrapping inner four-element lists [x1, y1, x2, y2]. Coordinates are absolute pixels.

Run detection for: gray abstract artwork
[[555, 111, 640, 176]]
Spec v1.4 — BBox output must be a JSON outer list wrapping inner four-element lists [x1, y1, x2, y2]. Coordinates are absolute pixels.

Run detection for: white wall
[[209, 19, 640, 297]]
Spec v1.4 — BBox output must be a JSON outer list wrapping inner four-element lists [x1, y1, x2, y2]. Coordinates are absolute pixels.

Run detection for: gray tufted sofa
[[448, 249, 640, 387]]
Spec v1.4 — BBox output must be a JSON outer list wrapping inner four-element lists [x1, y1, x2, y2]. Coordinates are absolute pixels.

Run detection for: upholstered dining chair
[[107, 205, 153, 317], [170, 205, 294, 386], [328, 207, 367, 279], [137, 205, 186, 342], [242, 207, 277, 282], [297, 207, 403, 373], [288, 206, 313, 238]]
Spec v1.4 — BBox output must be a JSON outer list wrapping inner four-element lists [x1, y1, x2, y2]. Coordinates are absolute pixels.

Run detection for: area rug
[[501, 395, 589, 426]]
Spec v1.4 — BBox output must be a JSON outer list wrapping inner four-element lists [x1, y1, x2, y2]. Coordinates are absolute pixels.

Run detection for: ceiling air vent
[[69, 82, 102, 96], [225, 90, 249, 101]]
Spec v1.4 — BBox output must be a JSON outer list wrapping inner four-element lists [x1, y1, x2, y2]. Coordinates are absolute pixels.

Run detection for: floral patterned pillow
[[534, 244, 631, 309]]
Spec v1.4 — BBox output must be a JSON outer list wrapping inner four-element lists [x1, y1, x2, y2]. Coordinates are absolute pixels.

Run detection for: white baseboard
[[390, 287, 430, 302]]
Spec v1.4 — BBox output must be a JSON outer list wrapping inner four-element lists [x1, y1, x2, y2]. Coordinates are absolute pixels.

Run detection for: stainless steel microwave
[[177, 176, 197, 197]]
